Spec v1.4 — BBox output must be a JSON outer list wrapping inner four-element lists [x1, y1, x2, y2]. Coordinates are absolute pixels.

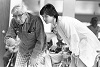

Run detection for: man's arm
[[4, 19, 17, 47]]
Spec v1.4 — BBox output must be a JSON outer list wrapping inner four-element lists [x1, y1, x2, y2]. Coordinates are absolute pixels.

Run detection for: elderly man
[[4, 4, 46, 67]]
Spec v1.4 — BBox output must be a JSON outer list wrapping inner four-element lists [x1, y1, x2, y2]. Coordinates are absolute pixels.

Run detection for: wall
[[75, 14, 100, 22], [23, 0, 40, 14], [75, 1, 100, 22], [63, 0, 76, 17], [0, 0, 10, 67]]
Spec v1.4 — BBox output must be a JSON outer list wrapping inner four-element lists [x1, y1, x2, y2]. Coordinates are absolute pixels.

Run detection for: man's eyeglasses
[[13, 13, 23, 18]]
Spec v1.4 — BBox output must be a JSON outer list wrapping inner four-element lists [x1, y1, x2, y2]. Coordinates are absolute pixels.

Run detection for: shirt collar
[[25, 13, 30, 23]]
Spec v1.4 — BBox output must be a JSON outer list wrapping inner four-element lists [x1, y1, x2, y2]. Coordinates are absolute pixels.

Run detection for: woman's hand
[[29, 54, 45, 66], [49, 45, 57, 51], [72, 53, 79, 58]]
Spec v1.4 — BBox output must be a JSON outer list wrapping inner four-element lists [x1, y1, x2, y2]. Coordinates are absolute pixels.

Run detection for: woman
[[40, 3, 100, 67]]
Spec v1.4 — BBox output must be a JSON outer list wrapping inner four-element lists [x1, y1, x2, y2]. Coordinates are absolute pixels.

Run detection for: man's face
[[12, 7, 26, 25], [13, 13, 24, 24]]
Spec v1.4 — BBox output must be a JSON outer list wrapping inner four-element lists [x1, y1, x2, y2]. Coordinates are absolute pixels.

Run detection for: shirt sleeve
[[4, 19, 17, 43]]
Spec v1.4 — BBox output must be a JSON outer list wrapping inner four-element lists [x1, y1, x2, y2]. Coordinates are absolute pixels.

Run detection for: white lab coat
[[56, 16, 100, 67]]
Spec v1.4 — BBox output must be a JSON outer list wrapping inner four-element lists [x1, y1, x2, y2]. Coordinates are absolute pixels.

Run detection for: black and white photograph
[[1, 0, 100, 67]]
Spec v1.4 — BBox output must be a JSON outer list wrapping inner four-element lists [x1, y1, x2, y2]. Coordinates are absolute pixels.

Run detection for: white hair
[[11, 2, 32, 15]]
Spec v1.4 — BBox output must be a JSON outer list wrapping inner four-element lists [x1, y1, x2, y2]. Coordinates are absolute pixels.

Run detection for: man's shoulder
[[28, 13, 40, 19], [27, 13, 42, 24]]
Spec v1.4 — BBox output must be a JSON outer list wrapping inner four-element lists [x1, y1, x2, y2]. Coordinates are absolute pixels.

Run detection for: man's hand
[[5, 38, 20, 52], [6, 38, 16, 46]]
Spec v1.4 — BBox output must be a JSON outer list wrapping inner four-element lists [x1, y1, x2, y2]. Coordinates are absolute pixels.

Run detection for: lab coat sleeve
[[60, 17, 80, 56], [69, 24, 80, 56]]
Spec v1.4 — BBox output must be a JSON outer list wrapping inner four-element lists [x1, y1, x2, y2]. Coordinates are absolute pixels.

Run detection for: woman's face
[[42, 14, 54, 24]]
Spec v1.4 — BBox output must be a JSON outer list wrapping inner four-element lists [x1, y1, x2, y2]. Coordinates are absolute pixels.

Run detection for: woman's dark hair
[[90, 17, 98, 25], [40, 3, 59, 22]]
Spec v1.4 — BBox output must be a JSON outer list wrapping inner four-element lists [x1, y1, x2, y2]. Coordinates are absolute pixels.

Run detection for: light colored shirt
[[88, 25, 100, 38]]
